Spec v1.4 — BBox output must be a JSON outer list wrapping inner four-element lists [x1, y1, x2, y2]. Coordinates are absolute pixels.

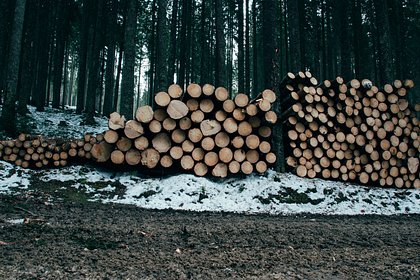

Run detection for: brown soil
[[1, 194, 419, 279]]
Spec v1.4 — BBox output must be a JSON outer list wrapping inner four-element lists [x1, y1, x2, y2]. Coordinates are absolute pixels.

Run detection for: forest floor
[[1, 193, 420, 279]]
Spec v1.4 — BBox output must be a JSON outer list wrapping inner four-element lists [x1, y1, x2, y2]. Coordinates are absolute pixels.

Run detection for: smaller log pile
[[0, 133, 103, 168], [90, 83, 278, 177], [282, 71, 420, 189]]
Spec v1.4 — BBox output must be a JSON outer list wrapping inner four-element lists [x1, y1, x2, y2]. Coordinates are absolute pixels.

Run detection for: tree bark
[[215, 0, 227, 87], [76, 0, 89, 113], [0, 0, 26, 135], [286, 0, 301, 72], [52, 0, 66, 109], [120, 0, 137, 119], [155, 0, 170, 93], [103, 0, 117, 116]]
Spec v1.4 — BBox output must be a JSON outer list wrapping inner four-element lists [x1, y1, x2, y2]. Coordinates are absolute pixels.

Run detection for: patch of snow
[[0, 162, 31, 193], [5, 219, 25, 224]]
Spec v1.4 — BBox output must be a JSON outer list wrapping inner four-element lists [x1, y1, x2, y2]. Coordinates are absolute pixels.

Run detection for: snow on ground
[[1, 105, 419, 215], [1, 163, 419, 215]]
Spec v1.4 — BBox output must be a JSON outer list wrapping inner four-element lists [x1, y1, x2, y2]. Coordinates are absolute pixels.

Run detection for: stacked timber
[[90, 83, 279, 177], [282, 72, 419, 189]]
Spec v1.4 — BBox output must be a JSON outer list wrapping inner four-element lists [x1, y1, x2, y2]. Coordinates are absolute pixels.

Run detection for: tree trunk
[[120, 0, 137, 119], [245, 0, 250, 94], [339, 0, 352, 80], [215, 0, 227, 87], [373, 0, 394, 84], [0, 0, 26, 135], [155, 0, 170, 93], [103, 0, 117, 116], [168, 0, 179, 85], [237, 0, 245, 93], [76, 0, 89, 113], [52, 0, 66, 109], [286, 0, 301, 72]]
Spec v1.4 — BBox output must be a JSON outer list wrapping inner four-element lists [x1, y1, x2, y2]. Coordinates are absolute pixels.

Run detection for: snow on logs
[[282, 71, 419, 189]]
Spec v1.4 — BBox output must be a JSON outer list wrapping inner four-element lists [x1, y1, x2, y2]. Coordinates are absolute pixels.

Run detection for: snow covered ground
[[1, 105, 419, 215]]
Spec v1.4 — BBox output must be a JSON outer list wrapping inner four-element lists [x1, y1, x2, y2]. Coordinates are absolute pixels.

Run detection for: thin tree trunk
[[168, 0, 179, 85], [215, 0, 227, 87], [237, 0, 245, 93], [252, 0, 258, 97], [0, 0, 26, 135], [103, 0, 117, 116], [245, 0, 250, 94], [76, 0, 89, 113], [62, 43, 69, 109], [119, 0, 137, 119], [52, 0, 66, 109], [287, 0, 301, 72], [114, 46, 123, 111], [155, 0, 170, 93]]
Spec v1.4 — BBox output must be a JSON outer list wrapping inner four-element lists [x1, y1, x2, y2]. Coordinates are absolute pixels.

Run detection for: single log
[[212, 163, 228, 178], [200, 99, 214, 113], [194, 162, 208, 176], [201, 137, 215, 151], [124, 120, 144, 139], [152, 133, 171, 153], [200, 120, 222, 136], [188, 128, 204, 143], [204, 152, 219, 167], [134, 136, 149, 151], [256, 161, 268, 173], [91, 142, 113, 162], [262, 89, 276, 103], [162, 118, 177, 131], [191, 110, 205, 123], [249, 116, 261, 128], [155, 91, 171, 107], [215, 110, 228, 122], [246, 104, 258, 116], [171, 129, 186, 144], [181, 155, 195, 170], [179, 117, 192, 130], [170, 146, 184, 160], [245, 134, 260, 150], [223, 118, 238, 134], [192, 147, 205, 161], [241, 161, 253, 175], [202, 84, 215, 96], [111, 150, 125, 165], [186, 98, 199, 111], [258, 126, 272, 138], [265, 111, 277, 124], [187, 83, 202, 98], [136, 105, 154, 123], [408, 157, 419, 174], [223, 99, 236, 113], [181, 140, 195, 153], [228, 161, 241, 174], [219, 147, 233, 163], [160, 155, 173, 168], [232, 136, 244, 149], [246, 150, 259, 164], [168, 84, 183, 99], [125, 149, 141, 165], [153, 108, 168, 122], [266, 152, 276, 164], [258, 99, 271, 111], [104, 130, 119, 144], [109, 112, 126, 130], [149, 120, 162, 134], [141, 148, 160, 168], [234, 93, 249, 108], [238, 121, 252, 137], [116, 137, 132, 152], [215, 87, 229, 101], [167, 100, 189, 119], [215, 132, 230, 148]]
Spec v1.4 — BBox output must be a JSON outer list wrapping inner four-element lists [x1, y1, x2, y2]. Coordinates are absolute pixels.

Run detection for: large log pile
[[94, 84, 279, 177], [281, 71, 419, 189]]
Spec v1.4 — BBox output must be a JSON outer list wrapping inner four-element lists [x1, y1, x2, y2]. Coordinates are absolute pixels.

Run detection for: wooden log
[[212, 163, 228, 177], [160, 155, 173, 168], [215, 132, 230, 148], [215, 87, 229, 101], [116, 137, 132, 152], [232, 136, 244, 149], [228, 161, 241, 174], [104, 130, 119, 144], [162, 117, 177, 131], [246, 104, 258, 116], [171, 129, 186, 144], [134, 136, 149, 151], [167, 100, 189, 119], [266, 152, 276, 164], [258, 126, 272, 138], [149, 120, 162, 134], [246, 150, 259, 164], [234, 93, 249, 108], [200, 99, 214, 113], [124, 120, 144, 139], [179, 117, 192, 130], [91, 142, 112, 162], [191, 110, 205, 123], [249, 116, 261, 128], [223, 118, 238, 134], [241, 161, 253, 175], [111, 150, 125, 164], [245, 134, 260, 150], [219, 147, 233, 163], [204, 152, 218, 167], [152, 133, 171, 153], [141, 148, 160, 168], [186, 98, 199, 111], [200, 120, 222, 136], [202, 84, 215, 96], [215, 110, 228, 122], [187, 83, 202, 98], [192, 147, 205, 161], [155, 91, 171, 107], [188, 128, 203, 143], [125, 149, 141, 165], [201, 137, 215, 151], [262, 89, 276, 103], [136, 105, 154, 123], [238, 121, 252, 137], [181, 155, 195, 170], [265, 111, 277, 124], [194, 162, 208, 176], [168, 84, 183, 99], [170, 146, 184, 160], [109, 112, 126, 130], [181, 140, 195, 153]]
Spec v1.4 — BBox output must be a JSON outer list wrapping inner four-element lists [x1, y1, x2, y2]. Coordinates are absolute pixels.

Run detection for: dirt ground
[[1, 194, 419, 279]]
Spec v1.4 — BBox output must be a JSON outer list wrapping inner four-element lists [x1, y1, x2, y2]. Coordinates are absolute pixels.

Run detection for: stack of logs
[[0, 133, 103, 168], [88, 83, 279, 177], [282, 71, 419, 188]]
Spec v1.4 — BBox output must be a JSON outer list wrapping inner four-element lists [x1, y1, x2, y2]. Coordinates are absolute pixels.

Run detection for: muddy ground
[[1, 194, 419, 279]]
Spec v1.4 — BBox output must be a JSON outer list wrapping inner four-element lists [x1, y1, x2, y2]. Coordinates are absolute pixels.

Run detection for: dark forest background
[[1, 0, 420, 134]]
